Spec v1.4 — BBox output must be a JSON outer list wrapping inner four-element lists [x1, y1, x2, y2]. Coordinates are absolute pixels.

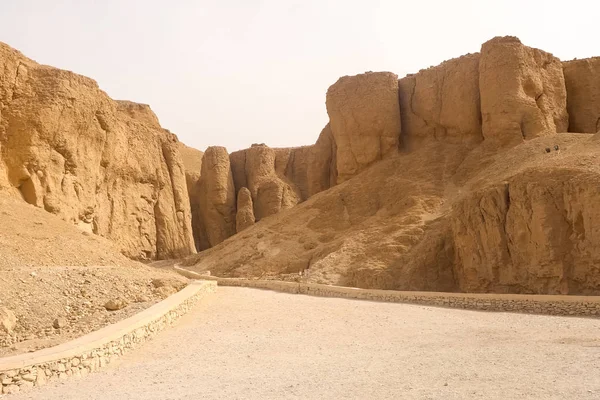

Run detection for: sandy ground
[[7, 287, 600, 400]]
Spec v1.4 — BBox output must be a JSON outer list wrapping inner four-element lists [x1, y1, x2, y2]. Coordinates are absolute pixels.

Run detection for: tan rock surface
[[307, 124, 337, 197], [178, 143, 204, 250], [196, 146, 236, 250], [0, 41, 195, 260], [398, 54, 482, 148], [235, 187, 255, 232], [479, 36, 568, 145], [326, 72, 401, 183], [563, 57, 600, 133]]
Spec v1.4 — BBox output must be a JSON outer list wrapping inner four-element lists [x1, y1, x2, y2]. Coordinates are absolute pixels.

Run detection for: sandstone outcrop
[[326, 72, 401, 183], [236, 187, 255, 232], [398, 54, 482, 147], [479, 36, 568, 145], [246, 144, 300, 220], [452, 166, 600, 295], [229, 144, 301, 222], [306, 124, 337, 197], [563, 57, 600, 133], [178, 143, 204, 250], [0, 41, 195, 259], [196, 146, 236, 250]]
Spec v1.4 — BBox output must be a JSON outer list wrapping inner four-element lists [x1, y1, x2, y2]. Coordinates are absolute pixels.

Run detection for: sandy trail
[[8, 287, 600, 399]]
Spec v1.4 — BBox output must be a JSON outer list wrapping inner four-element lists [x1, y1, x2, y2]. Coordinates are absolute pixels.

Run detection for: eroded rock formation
[[563, 57, 600, 133], [178, 143, 204, 250], [326, 72, 401, 183], [236, 187, 255, 232], [307, 124, 337, 197], [398, 54, 482, 147], [196, 146, 236, 250], [479, 36, 568, 144], [0, 42, 195, 259]]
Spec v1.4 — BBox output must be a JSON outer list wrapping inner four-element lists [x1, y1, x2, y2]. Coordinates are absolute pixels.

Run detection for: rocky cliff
[[180, 37, 600, 295], [0, 42, 195, 260], [4, 36, 600, 295]]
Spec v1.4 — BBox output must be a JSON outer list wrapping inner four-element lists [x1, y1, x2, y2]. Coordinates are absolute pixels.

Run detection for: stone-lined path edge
[[174, 267, 600, 317], [0, 280, 216, 395]]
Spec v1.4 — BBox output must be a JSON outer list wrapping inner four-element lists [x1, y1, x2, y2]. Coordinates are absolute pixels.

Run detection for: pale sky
[[1, 1, 597, 152]]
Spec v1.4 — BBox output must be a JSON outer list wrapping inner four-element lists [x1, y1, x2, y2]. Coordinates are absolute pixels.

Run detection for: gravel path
[[8, 287, 600, 399]]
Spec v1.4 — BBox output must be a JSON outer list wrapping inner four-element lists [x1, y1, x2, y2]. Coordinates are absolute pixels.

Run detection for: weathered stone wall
[[0, 281, 216, 395]]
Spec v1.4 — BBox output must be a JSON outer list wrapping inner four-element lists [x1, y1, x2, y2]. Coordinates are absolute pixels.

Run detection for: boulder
[[104, 298, 128, 311], [326, 72, 401, 183], [479, 36, 568, 145], [398, 54, 482, 148], [0, 41, 195, 260], [0, 307, 17, 333], [563, 57, 600, 133], [236, 187, 255, 232], [52, 317, 68, 329]]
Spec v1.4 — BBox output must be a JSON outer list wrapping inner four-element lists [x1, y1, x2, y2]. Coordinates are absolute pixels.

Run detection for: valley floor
[[8, 287, 600, 399]]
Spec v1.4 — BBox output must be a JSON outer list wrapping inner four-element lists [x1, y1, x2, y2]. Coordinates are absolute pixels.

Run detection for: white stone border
[[0, 280, 216, 395], [175, 267, 600, 317]]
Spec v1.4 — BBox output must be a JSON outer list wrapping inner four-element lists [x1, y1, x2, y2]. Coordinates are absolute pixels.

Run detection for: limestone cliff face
[[178, 143, 204, 250], [307, 124, 337, 197], [326, 72, 401, 183], [0, 42, 195, 259], [479, 36, 568, 144], [451, 168, 600, 294], [398, 54, 482, 148], [235, 187, 255, 232], [196, 146, 236, 250], [563, 57, 600, 133]]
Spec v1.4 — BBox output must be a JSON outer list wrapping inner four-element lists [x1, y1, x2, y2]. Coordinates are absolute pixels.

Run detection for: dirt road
[[8, 287, 600, 399]]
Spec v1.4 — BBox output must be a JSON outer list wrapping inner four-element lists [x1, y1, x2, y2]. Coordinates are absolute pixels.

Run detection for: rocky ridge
[[180, 36, 600, 295]]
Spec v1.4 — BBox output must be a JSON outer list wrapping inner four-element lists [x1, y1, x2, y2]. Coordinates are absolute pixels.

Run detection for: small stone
[[135, 294, 151, 303], [21, 373, 36, 382], [4, 370, 18, 378], [36, 372, 47, 386], [53, 317, 68, 329], [71, 357, 81, 367], [18, 380, 34, 389], [104, 298, 128, 311], [2, 377, 13, 385], [3, 384, 20, 394], [56, 363, 66, 372], [0, 307, 17, 334]]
